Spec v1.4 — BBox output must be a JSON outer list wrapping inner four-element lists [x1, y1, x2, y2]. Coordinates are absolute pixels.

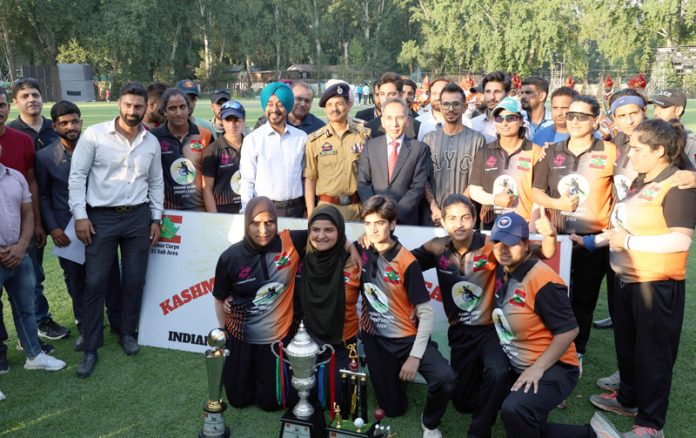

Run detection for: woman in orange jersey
[[588, 119, 696, 437]]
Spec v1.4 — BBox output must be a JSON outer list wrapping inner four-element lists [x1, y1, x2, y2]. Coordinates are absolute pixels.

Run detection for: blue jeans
[[27, 238, 50, 322], [0, 255, 42, 357]]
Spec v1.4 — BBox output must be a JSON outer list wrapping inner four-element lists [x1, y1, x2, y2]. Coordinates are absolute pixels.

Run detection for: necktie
[[388, 140, 399, 182]]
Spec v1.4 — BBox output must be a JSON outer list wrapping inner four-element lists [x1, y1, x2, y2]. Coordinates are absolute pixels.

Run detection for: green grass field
[[1, 101, 695, 437]]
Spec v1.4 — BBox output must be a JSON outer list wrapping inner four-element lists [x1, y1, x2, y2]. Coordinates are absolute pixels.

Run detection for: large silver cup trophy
[[199, 328, 230, 438], [271, 321, 334, 437]]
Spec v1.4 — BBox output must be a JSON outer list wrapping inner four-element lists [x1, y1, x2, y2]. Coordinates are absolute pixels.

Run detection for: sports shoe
[[16, 339, 55, 355], [590, 392, 637, 416], [119, 335, 140, 356], [421, 416, 443, 438], [24, 352, 66, 371], [593, 317, 613, 329], [0, 389, 5, 401], [597, 370, 621, 391], [578, 352, 584, 378], [590, 412, 621, 438], [37, 318, 70, 340], [0, 350, 9, 374], [622, 426, 664, 437]]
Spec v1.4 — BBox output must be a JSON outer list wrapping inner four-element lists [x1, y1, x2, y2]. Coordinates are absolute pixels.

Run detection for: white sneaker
[[421, 416, 443, 438], [577, 353, 584, 378], [24, 352, 66, 371], [0, 389, 5, 401], [589, 412, 621, 438], [596, 370, 620, 391]]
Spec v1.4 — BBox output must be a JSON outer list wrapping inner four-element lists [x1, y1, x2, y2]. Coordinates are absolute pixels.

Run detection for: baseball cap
[[492, 97, 522, 116], [219, 100, 245, 120], [211, 89, 231, 104], [490, 212, 529, 246], [176, 79, 200, 96], [650, 89, 687, 108]]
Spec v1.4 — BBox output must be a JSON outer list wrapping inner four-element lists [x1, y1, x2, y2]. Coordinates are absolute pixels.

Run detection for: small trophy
[[199, 328, 230, 438], [271, 321, 334, 438]]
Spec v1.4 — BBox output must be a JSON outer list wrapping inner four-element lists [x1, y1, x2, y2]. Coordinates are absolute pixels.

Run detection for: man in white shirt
[[69, 82, 164, 378], [470, 71, 511, 143], [239, 82, 307, 217]]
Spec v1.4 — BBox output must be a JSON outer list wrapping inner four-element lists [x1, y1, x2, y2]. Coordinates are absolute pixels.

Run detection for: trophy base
[[198, 427, 229, 438], [199, 405, 229, 438], [325, 420, 376, 438], [279, 408, 326, 438]]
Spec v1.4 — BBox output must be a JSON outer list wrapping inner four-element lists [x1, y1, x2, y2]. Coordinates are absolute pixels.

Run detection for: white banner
[[138, 210, 572, 355]]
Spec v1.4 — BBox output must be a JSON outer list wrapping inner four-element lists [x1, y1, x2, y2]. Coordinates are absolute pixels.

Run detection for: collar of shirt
[[106, 117, 150, 143], [558, 136, 605, 156], [159, 120, 201, 141], [261, 121, 293, 137], [0, 163, 7, 176], [489, 138, 533, 154]]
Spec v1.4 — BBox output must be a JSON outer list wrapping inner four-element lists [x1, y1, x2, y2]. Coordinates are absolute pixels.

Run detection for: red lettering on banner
[[425, 281, 442, 302], [159, 276, 216, 315]]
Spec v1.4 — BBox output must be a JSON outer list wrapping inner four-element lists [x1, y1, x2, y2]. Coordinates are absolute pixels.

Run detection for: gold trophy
[[199, 328, 230, 438]]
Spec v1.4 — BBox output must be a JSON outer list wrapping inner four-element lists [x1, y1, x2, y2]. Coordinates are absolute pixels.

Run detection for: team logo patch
[[613, 174, 631, 201], [472, 255, 489, 272], [516, 157, 531, 171], [383, 266, 400, 285], [452, 281, 483, 312], [493, 308, 514, 343], [363, 283, 390, 314], [343, 271, 351, 284], [611, 203, 627, 229], [589, 154, 607, 169], [190, 139, 204, 152], [239, 266, 252, 280], [486, 156, 497, 168], [558, 174, 590, 204], [553, 154, 566, 167], [274, 252, 291, 270], [159, 215, 182, 244], [493, 175, 518, 198], [509, 289, 526, 307], [230, 170, 242, 194], [638, 184, 661, 202], [170, 158, 196, 185], [160, 140, 170, 152], [497, 216, 512, 229], [351, 143, 364, 154], [253, 282, 284, 307], [438, 255, 449, 270], [319, 142, 337, 156]]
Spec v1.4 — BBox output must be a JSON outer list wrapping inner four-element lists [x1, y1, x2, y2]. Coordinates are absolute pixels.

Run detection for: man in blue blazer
[[358, 98, 428, 225]]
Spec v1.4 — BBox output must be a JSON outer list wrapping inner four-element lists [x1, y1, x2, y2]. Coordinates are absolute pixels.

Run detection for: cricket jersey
[[470, 138, 542, 222], [359, 240, 431, 338], [412, 231, 497, 326], [213, 229, 306, 344], [151, 122, 213, 211], [610, 165, 696, 283], [533, 137, 617, 235], [201, 135, 243, 213], [493, 258, 579, 372], [611, 133, 637, 202]]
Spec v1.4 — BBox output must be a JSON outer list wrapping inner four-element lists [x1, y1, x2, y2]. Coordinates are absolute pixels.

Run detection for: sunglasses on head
[[565, 112, 594, 122], [494, 114, 522, 123], [222, 100, 243, 110]]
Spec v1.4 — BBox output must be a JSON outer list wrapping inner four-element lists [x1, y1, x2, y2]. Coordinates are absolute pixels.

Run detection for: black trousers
[[362, 333, 456, 430], [82, 205, 150, 351], [449, 324, 511, 438], [501, 363, 592, 438], [605, 265, 616, 321], [570, 245, 609, 355], [272, 197, 304, 218], [614, 278, 684, 430]]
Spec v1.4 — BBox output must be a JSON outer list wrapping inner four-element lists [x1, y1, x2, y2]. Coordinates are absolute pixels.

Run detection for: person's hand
[[534, 207, 556, 237], [0, 243, 28, 268], [75, 218, 95, 245], [223, 296, 233, 314], [149, 223, 161, 247], [607, 225, 629, 250], [539, 143, 551, 160], [356, 233, 370, 249], [34, 225, 46, 249], [348, 244, 362, 271], [430, 204, 442, 227], [494, 193, 515, 208], [555, 191, 579, 212], [399, 356, 421, 382], [569, 233, 584, 247], [666, 170, 696, 189], [511, 364, 544, 393], [50, 228, 71, 247]]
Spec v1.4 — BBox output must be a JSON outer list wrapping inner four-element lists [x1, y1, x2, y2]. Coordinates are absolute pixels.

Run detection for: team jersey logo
[[492, 308, 515, 343], [170, 158, 196, 185], [383, 266, 400, 284], [438, 255, 449, 270], [472, 255, 489, 272], [274, 252, 291, 270], [493, 175, 518, 198], [239, 266, 252, 280], [486, 156, 497, 168], [253, 282, 284, 307], [509, 289, 526, 307], [589, 154, 607, 169], [452, 281, 483, 312], [558, 174, 590, 204], [553, 154, 566, 167], [230, 170, 242, 194], [516, 157, 532, 171], [613, 174, 632, 201], [343, 271, 351, 283], [363, 283, 390, 314], [611, 203, 627, 229], [190, 139, 204, 152], [638, 184, 661, 202]]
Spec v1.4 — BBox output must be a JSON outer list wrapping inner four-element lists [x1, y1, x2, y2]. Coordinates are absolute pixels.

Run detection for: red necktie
[[388, 140, 399, 182]]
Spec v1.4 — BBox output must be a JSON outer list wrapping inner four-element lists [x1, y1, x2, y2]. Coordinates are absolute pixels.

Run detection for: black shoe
[[118, 335, 140, 356], [16, 339, 55, 355], [0, 350, 9, 374], [76, 352, 98, 378], [38, 318, 71, 340], [593, 317, 613, 329], [74, 335, 85, 352]]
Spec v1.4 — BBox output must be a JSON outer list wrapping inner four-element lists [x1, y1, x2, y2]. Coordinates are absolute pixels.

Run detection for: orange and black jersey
[[610, 165, 696, 283], [533, 137, 616, 235], [412, 231, 497, 327], [611, 132, 637, 202], [493, 257, 578, 372], [359, 239, 430, 338], [212, 229, 307, 344], [201, 135, 243, 213], [470, 139, 542, 221], [151, 122, 213, 211]]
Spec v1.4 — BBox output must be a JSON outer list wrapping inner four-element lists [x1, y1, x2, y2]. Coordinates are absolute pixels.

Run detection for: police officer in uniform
[[304, 82, 371, 221]]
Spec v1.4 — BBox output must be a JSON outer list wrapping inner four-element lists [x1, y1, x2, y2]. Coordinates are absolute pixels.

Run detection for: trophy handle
[[269, 340, 290, 365], [316, 344, 335, 367]]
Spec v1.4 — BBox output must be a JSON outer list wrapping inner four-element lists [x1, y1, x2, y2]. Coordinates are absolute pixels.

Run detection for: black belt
[[88, 203, 147, 212], [272, 197, 304, 208]]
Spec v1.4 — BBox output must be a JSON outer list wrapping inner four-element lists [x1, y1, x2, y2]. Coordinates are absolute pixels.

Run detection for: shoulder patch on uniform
[[307, 129, 325, 142]]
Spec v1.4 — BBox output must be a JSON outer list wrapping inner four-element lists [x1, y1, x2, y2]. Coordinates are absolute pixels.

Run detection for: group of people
[[0, 69, 694, 437]]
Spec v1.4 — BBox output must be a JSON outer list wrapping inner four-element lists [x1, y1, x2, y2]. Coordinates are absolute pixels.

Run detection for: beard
[[121, 113, 144, 127]]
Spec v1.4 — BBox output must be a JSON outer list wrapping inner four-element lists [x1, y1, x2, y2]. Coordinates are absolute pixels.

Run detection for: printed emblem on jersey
[[170, 158, 196, 185], [352, 143, 364, 154], [230, 170, 242, 194], [472, 255, 489, 272], [589, 154, 607, 169], [239, 266, 252, 280], [190, 139, 204, 152], [493, 175, 518, 197], [363, 283, 390, 314], [613, 174, 632, 201], [361, 251, 369, 267], [486, 156, 497, 168], [319, 142, 337, 156], [160, 140, 170, 152], [383, 266, 400, 284], [438, 255, 449, 270], [493, 308, 514, 343], [253, 282, 284, 307], [558, 174, 590, 204], [274, 252, 291, 270], [516, 157, 531, 171], [452, 281, 483, 312], [611, 203, 627, 229], [495, 278, 504, 296], [343, 271, 351, 284], [509, 289, 526, 307], [638, 184, 661, 202], [553, 154, 566, 168]]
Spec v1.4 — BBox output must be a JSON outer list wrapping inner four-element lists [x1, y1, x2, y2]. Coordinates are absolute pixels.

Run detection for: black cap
[[650, 89, 687, 108], [319, 83, 350, 108], [211, 89, 231, 104]]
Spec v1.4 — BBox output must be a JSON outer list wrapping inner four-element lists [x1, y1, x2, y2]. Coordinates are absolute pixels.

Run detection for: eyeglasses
[[565, 112, 594, 122], [221, 100, 244, 111], [494, 114, 522, 123], [441, 101, 463, 110]]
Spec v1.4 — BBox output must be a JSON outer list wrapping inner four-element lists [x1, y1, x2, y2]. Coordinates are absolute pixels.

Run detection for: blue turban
[[260, 82, 294, 112]]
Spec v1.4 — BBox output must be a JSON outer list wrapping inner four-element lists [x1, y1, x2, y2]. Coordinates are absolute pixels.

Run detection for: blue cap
[[219, 100, 245, 120], [493, 97, 522, 116], [176, 79, 200, 96], [490, 212, 529, 246]]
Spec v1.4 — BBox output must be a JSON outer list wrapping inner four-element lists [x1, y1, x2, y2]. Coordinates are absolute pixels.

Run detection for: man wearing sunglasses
[[422, 83, 486, 226]]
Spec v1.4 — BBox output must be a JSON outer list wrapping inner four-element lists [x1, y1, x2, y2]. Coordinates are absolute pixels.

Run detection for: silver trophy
[[199, 328, 230, 438]]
